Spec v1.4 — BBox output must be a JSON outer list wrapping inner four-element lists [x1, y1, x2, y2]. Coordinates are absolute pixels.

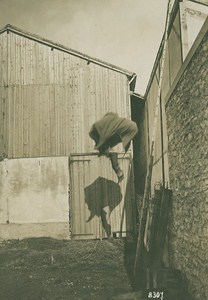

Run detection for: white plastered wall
[[0, 157, 70, 240]]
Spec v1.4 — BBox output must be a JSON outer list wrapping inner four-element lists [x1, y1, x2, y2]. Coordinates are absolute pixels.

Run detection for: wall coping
[[165, 17, 208, 106]]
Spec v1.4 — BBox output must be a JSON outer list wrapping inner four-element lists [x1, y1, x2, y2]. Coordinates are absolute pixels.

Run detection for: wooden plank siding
[[141, 8, 183, 193], [0, 31, 8, 158], [0, 26, 137, 241], [0, 31, 131, 158], [69, 154, 136, 240]]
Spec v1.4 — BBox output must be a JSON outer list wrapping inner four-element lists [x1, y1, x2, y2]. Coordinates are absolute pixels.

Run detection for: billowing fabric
[[89, 112, 138, 153]]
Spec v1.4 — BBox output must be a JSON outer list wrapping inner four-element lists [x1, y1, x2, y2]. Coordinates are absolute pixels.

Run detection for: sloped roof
[[0, 24, 136, 81], [189, 0, 208, 6]]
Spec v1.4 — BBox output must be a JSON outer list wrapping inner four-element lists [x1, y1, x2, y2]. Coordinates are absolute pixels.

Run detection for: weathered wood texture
[[0, 32, 9, 158], [144, 188, 172, 267], [69, 154, 136, 240], [0, 31, 130, 158], [140, 9, 183, 193]]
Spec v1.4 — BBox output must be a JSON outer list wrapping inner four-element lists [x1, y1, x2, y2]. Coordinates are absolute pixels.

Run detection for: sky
[[0, 0, 170, 94]]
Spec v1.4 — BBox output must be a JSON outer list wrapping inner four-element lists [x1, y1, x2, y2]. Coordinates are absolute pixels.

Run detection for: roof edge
[[0, 24, 136, 79], [144, 0, 180, 99]]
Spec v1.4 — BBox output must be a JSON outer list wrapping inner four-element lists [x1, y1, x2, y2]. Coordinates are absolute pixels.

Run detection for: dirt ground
[[0, 237, 138, 300]]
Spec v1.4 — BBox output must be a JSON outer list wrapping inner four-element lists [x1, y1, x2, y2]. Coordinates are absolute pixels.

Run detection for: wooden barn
[[0, 24, 138, 240]]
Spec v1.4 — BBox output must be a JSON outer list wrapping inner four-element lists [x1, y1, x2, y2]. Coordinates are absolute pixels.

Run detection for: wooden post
[[146, 187, 163, 264], [133, 150, 154, 278], [133, 0, 172, 281], [154, 188, 172, 266]]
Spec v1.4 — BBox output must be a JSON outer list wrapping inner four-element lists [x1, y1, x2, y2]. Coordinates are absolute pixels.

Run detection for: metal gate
[[69, 153, 136, 240]]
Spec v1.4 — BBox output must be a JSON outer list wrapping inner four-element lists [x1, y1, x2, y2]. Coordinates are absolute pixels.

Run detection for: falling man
[[89, 112, 138, 182]]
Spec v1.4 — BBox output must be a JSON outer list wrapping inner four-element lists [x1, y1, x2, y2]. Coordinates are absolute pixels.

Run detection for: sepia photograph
[[0, 0, 207, 299]]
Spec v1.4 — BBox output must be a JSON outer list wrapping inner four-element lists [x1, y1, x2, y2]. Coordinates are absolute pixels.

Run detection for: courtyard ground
[[0, 237, 138, 300]]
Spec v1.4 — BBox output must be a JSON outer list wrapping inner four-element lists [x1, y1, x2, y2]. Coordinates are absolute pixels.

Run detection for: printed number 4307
[[148, 291, 164, 299]]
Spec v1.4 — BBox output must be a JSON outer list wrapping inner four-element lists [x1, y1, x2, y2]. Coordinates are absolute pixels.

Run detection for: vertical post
[[159, 94, 165, 187], [133, 0, 172, 280], [133, 150, 154, 277], [179, 0, 189, 60]]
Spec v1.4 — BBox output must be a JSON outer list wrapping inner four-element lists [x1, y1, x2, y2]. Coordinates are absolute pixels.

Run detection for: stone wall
[[165, 31, 208, 299]]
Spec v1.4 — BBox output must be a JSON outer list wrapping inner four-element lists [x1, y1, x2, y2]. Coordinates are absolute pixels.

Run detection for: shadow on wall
[[84, 177, 122, 237]]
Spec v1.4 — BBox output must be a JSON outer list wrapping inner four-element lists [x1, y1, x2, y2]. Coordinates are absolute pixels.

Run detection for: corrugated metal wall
[[1, 31, 130, 158], [141, 7, 183, 193], [69, 154, 136, 239]]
